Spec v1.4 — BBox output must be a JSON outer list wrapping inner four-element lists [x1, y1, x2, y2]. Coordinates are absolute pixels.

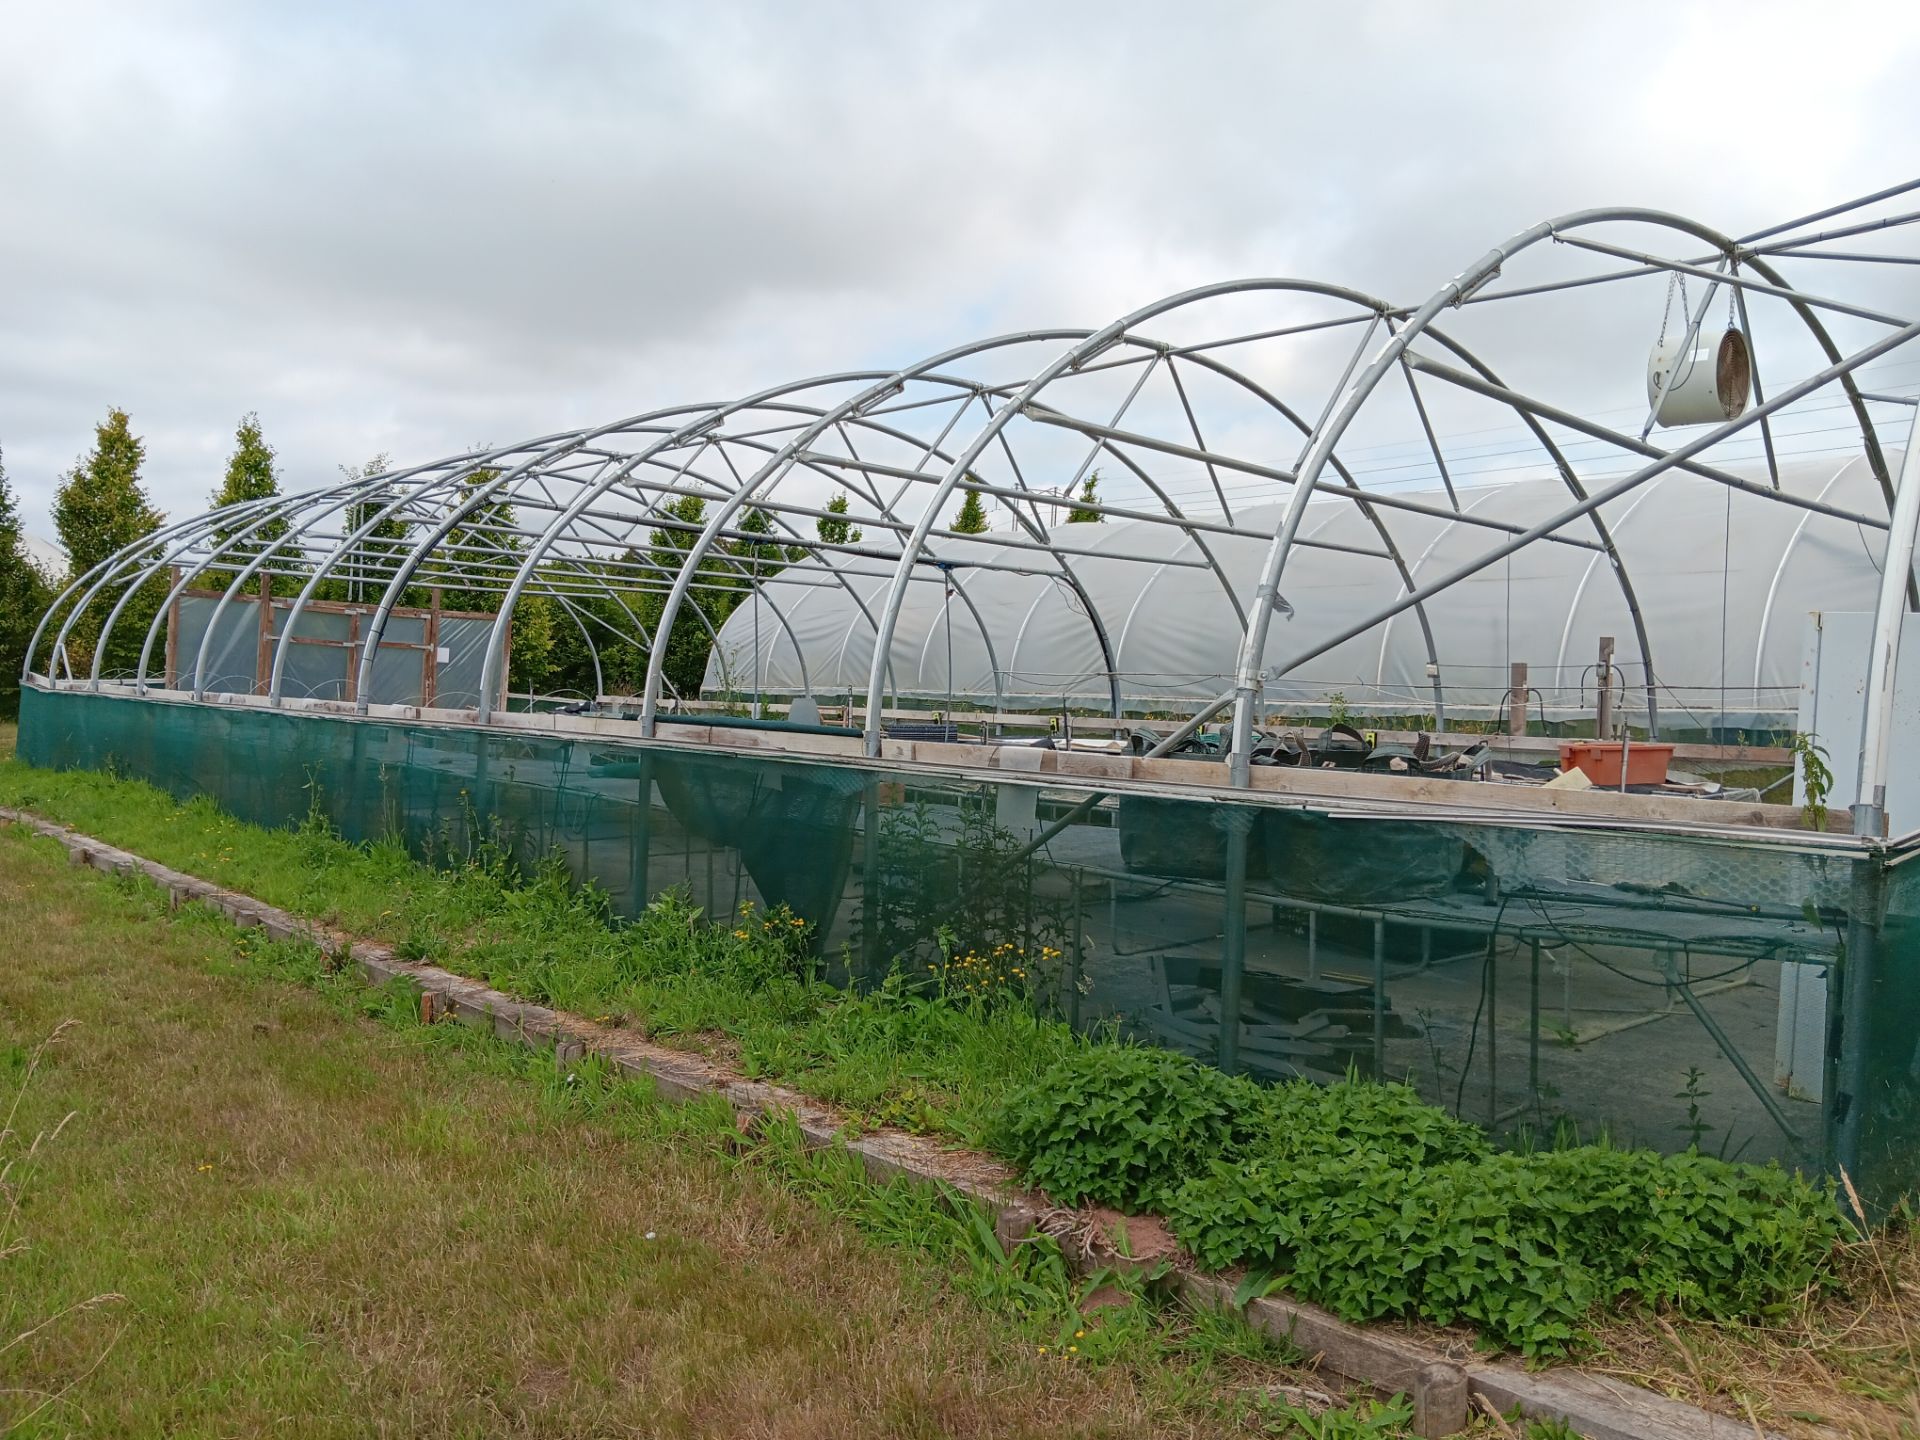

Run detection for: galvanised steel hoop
[[22, 181, 1918, 800]]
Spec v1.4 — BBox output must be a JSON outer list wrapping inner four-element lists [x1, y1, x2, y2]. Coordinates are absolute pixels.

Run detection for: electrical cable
[[1452, 894, 1513, 1114]]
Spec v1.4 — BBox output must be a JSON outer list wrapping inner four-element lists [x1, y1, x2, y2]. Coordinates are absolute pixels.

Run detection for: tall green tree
[[423, 468, 564, 699], [209, 412, 289, 591], [635, 494, 739, 697], [1066, 470, 1105, 523], [52, 408, 166, 675], [0, 445, 55, 716], [428, 469, 517, 614], [731, 505, 790, 579], [507, 591, 558, 696], [951, 488, 989, 534], [323, 454, 419, 605], [816, 492, 863, 547]]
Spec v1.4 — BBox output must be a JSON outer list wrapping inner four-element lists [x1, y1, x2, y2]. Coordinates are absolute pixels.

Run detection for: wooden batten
[[252, 573, 273, 696]]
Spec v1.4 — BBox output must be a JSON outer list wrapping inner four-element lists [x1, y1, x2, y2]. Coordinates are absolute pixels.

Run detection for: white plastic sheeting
[[705, 452, 1894, 731]]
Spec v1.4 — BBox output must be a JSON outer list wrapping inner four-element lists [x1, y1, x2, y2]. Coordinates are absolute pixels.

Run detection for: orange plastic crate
[[1557, 741, 1674, 788]]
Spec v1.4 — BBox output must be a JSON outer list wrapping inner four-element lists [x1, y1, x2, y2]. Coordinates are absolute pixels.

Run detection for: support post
[[1371, 916, 1386, 1079], [1595, 635, 1615, 739], [165, 566, 181, 689], [1068, 865, 1085, 1031], [1528, 938, 1542, 1102], [425, 588, 442, 709], [626, 752, 653, 918], [1855, 403, 1920, 824], [1216, 808, 1255, 1076], [1486, 939, 1499, 1126], [860, 777, 883, 984], [1507, 661, 1529, 737], [1834, 857, 1886, 1192], [252, 572, 273, 697]]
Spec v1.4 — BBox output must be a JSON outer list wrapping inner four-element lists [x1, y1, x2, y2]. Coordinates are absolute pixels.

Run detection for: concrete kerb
[[0, 805, 1783, 1440]]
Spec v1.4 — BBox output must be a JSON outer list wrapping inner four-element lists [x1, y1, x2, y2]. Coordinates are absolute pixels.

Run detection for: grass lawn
[[0, 814, 1321, 1438], [3, 717, 1915, 1438]]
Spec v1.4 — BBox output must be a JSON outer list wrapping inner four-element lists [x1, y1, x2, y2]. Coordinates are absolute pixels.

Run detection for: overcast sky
[[3, 0, 1917, 542]]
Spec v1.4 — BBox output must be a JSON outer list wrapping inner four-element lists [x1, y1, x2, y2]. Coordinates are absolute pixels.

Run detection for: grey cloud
[[1, 0, 1916, 539]]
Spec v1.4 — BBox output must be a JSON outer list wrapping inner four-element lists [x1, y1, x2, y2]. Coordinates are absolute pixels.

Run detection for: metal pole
[[1854, 402, 1920, 829], [1835, 858, 1885, 1188], [1595, 637, 1615, 740], [1528, 938, 1541, 1101], [1372, 916, 1387, 1079], [1217, 809, 1255, 1076], [1068, 865, 1085, 1031]]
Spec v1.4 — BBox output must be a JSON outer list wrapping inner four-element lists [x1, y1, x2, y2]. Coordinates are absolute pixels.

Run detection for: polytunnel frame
[[845, 278, 1680, 757], [27, 433, 773, 708], [465, 367, 1103, 731], [469, 296, 1599, 742], [21, 181, 1919, 817], [1191, 202, 1920, 790], [250, 404, 856, 711]]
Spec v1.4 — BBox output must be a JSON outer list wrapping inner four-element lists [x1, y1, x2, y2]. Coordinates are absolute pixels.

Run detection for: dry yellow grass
[[1583, 1224, 1919, 1439], [0, 820, 1312, 1438]]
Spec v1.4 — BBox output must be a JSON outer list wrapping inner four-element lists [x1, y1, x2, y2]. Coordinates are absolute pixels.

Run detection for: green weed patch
[[996, 1051, 1849, 1355], [0, 757, 1859, 1360]]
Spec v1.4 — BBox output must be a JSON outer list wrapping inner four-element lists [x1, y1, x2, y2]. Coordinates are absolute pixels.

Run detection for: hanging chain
[[1656, 270, 1689, 348]]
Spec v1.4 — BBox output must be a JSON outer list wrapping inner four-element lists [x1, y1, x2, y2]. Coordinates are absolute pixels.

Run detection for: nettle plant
[[992, 1046, 1850, 1357]]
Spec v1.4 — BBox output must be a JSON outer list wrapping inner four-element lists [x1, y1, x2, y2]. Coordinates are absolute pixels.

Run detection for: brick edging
[[0, 807, 1774, 1440]]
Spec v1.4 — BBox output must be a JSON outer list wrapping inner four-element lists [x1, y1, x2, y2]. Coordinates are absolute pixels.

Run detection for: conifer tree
[[52, 408, 165, 675], [1066, 470, 1104, 523], [54, 408, 162, 578], [0, 445, 54, 716], [209, 412, 288, 590], [951, 488, 989, 534]]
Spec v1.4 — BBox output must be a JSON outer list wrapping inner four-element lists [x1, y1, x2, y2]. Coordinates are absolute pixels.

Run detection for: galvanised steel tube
[[625, 340, 1094, 737], [87, 490, 302, 689], [357, 405, 731, 718], [1852, 402, 1920, 827], [856, 279, 1431, 757], [1402, 355, 1890, 532], [1222, 205, 1885, 784], [31, 501, 279, 685], [1234, 318, 1920, 765], [480, 373, 957, 728]]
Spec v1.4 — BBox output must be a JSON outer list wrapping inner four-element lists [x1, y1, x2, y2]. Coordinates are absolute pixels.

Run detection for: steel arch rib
[[1221, 205, 1891, 776], [476, 373, 939, 727], [208, 447, 513, 700], [263, 434, 589, 704], [354, 402, 734, 718], [131, 482, 379, 691], [477, 395, 938, 723], [854, 278, 1466, 756], [1414, 326, 1663, 735], [83, 490, 311, 690], [1751, 454, 1859, 693], [32, 494, 309, 688], [621, 337, 1089, 736], [1174, 345, 1448, 725]]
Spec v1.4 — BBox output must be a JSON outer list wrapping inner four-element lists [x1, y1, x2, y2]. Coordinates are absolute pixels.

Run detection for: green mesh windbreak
[[18, 684, 1917, 1213]]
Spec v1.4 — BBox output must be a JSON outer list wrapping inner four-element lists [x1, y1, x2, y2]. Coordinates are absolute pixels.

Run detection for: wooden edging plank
[[0, 807, 1779, 1440]]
